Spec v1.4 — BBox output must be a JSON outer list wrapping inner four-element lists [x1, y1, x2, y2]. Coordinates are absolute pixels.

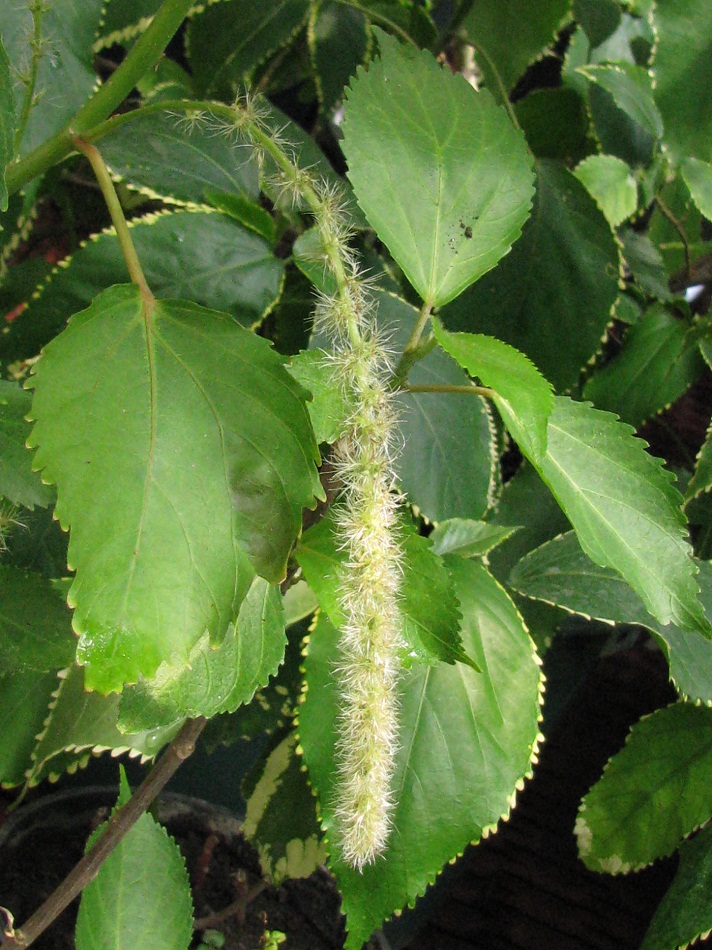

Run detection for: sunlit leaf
[[574, 154, 638, 227]]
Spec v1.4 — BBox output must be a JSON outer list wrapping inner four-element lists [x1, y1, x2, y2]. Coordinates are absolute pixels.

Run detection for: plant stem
[[403, 382, 494, 397], [5, 0, 195, 196], [391, 299, 435, 384], [72, 137, 153, 307], [655, 194, 691, 279], [0, 717, 207, 950]]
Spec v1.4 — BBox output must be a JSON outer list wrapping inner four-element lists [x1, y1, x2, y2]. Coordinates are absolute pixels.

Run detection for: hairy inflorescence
[[218, 94, 405, 869]]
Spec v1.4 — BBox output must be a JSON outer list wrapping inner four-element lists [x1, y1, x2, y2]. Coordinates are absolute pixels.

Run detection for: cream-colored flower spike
[[215, 95, 404, 868]]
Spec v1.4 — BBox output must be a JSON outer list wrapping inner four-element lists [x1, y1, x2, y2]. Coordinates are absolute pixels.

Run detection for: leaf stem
[[655, 194, 691, 279], [71, 137, 154, 308], [391, 300, 436, 385], [403, 382, 495, 397], [5, 0, 195, 196], [0, 717, 206, 950]]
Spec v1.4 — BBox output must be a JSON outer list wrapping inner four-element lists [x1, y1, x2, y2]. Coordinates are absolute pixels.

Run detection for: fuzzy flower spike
[[215, 95, 405, 869]]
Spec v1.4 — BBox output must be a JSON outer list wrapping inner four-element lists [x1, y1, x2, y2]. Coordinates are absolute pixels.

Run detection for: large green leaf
[[0, 669, 58, 787], [242, 730, 326, 884], [653, 0, 712, 164], [342, 32, 534, 308], [0, 565, 75, 672], [0, 34, 16, 211], [641, 822, 712, 950], [186, 0, 311, 97], [463, 0, 570, 96], [576, 703, 712, 872], [514, 87, 589, 162], [525, 397, 708, 634], [440, 162, 619, 392], [681, 157, 712, 219], [574, 154, 638, 228], [27, 285, 321, 692], [574, 0, 621, 47], [99, 110, 259, 204], [578, 63, 663, 139], [0, 381, 54, 508], [432, 320, 554, 462], [4, 210, 284, 363], [299, 560, 542, 948], [118, 576, 286, 731], [429, 519, 521, 559], [296, 510, 470, 668], [75, 771, 193, 950], [509, 531, 712, 704], [583, 305, 705, 428], [27, 665, 180, 787], [0, 0, 104, 156]]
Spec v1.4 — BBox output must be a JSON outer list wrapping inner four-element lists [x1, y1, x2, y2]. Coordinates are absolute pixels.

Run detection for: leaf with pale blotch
[[641, 822, 712, 950], [27, 285, 321, 692], [432, 320, 554, 461], [509, 530, 712, 705], [0, 0, 104, 156], [0, 381, 54, 509], [0, 34, 16, 211], [583, 305, 705, 429], [299, 560, 542, 949], [0, 669, 59, 787], [576, 703, 712, 873], [524, 397, 709, 636], [578, 63, 663, 139], [681, 158, 712, 219], [242, 730, 326, 884], [342, 32, 534, 308], [463, 0, 570, 96], [0, 566, 75, 672], [75, 769, 193, 950], [574, 155, 638, 227], [118, 576, 286, 731], [653, 0, 712, 164], [429, 519, 521, 559], [296, 510, 472, 669], [27, 665, 180, 788]]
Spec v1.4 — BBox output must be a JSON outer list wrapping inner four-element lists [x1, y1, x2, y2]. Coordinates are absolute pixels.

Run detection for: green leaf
[[27, 285, 321, 692], [296, 509, 472, 669], [463, 0, 570, 95], [299, 560, 542, 949], [0, 380, 54, 508], [440, 162, 620, 392], [681, 157, 712, 219], [583, 305, 705, 428], [100, 110, 259, 204], [574, 0, 622, 47], [4, 210, 285, 363], [0, 34, 17, 211], [243, 730, 326, 884], [514, 87, 589, 162], [574, 154, 638, 227], [309, 1, 369, 114], [99, 0, 166, 46], [342, 32, 534, 308], [381, 294, 496, 522], [286, 349, 351, 444], [204, 190, 276, 243], [0, 0, 104, 155], [432, 320, 554, 461], [686, 420, 712, 502], [0, 565, 75, 672], [576, 703, 712, 872], [524, 397, 708, 634], [0, 669, 58, 787], [578, 63, 664, 139], [75, 772, 194, 950], [620, 228, 673, 301], [187, 0, 310, 98], [587, 80, 656, 168], [653, 0, 712, 164], [641, 822, 712, 950], [118, 576, 286, 731], [429, 519, 521, 559], [509, 531, 712, 706], [27, 665, 180, 787]]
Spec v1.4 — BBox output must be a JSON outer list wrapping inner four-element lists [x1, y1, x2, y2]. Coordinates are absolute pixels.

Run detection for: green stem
[[13, 0, 46, 155], [5, 0, 195, 196], [655, 194, 691, 279], [330, 0, 419, 48], [403, 382, 494, 398], [391, 300, 435, 384], [72, 137, 153, 308]]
